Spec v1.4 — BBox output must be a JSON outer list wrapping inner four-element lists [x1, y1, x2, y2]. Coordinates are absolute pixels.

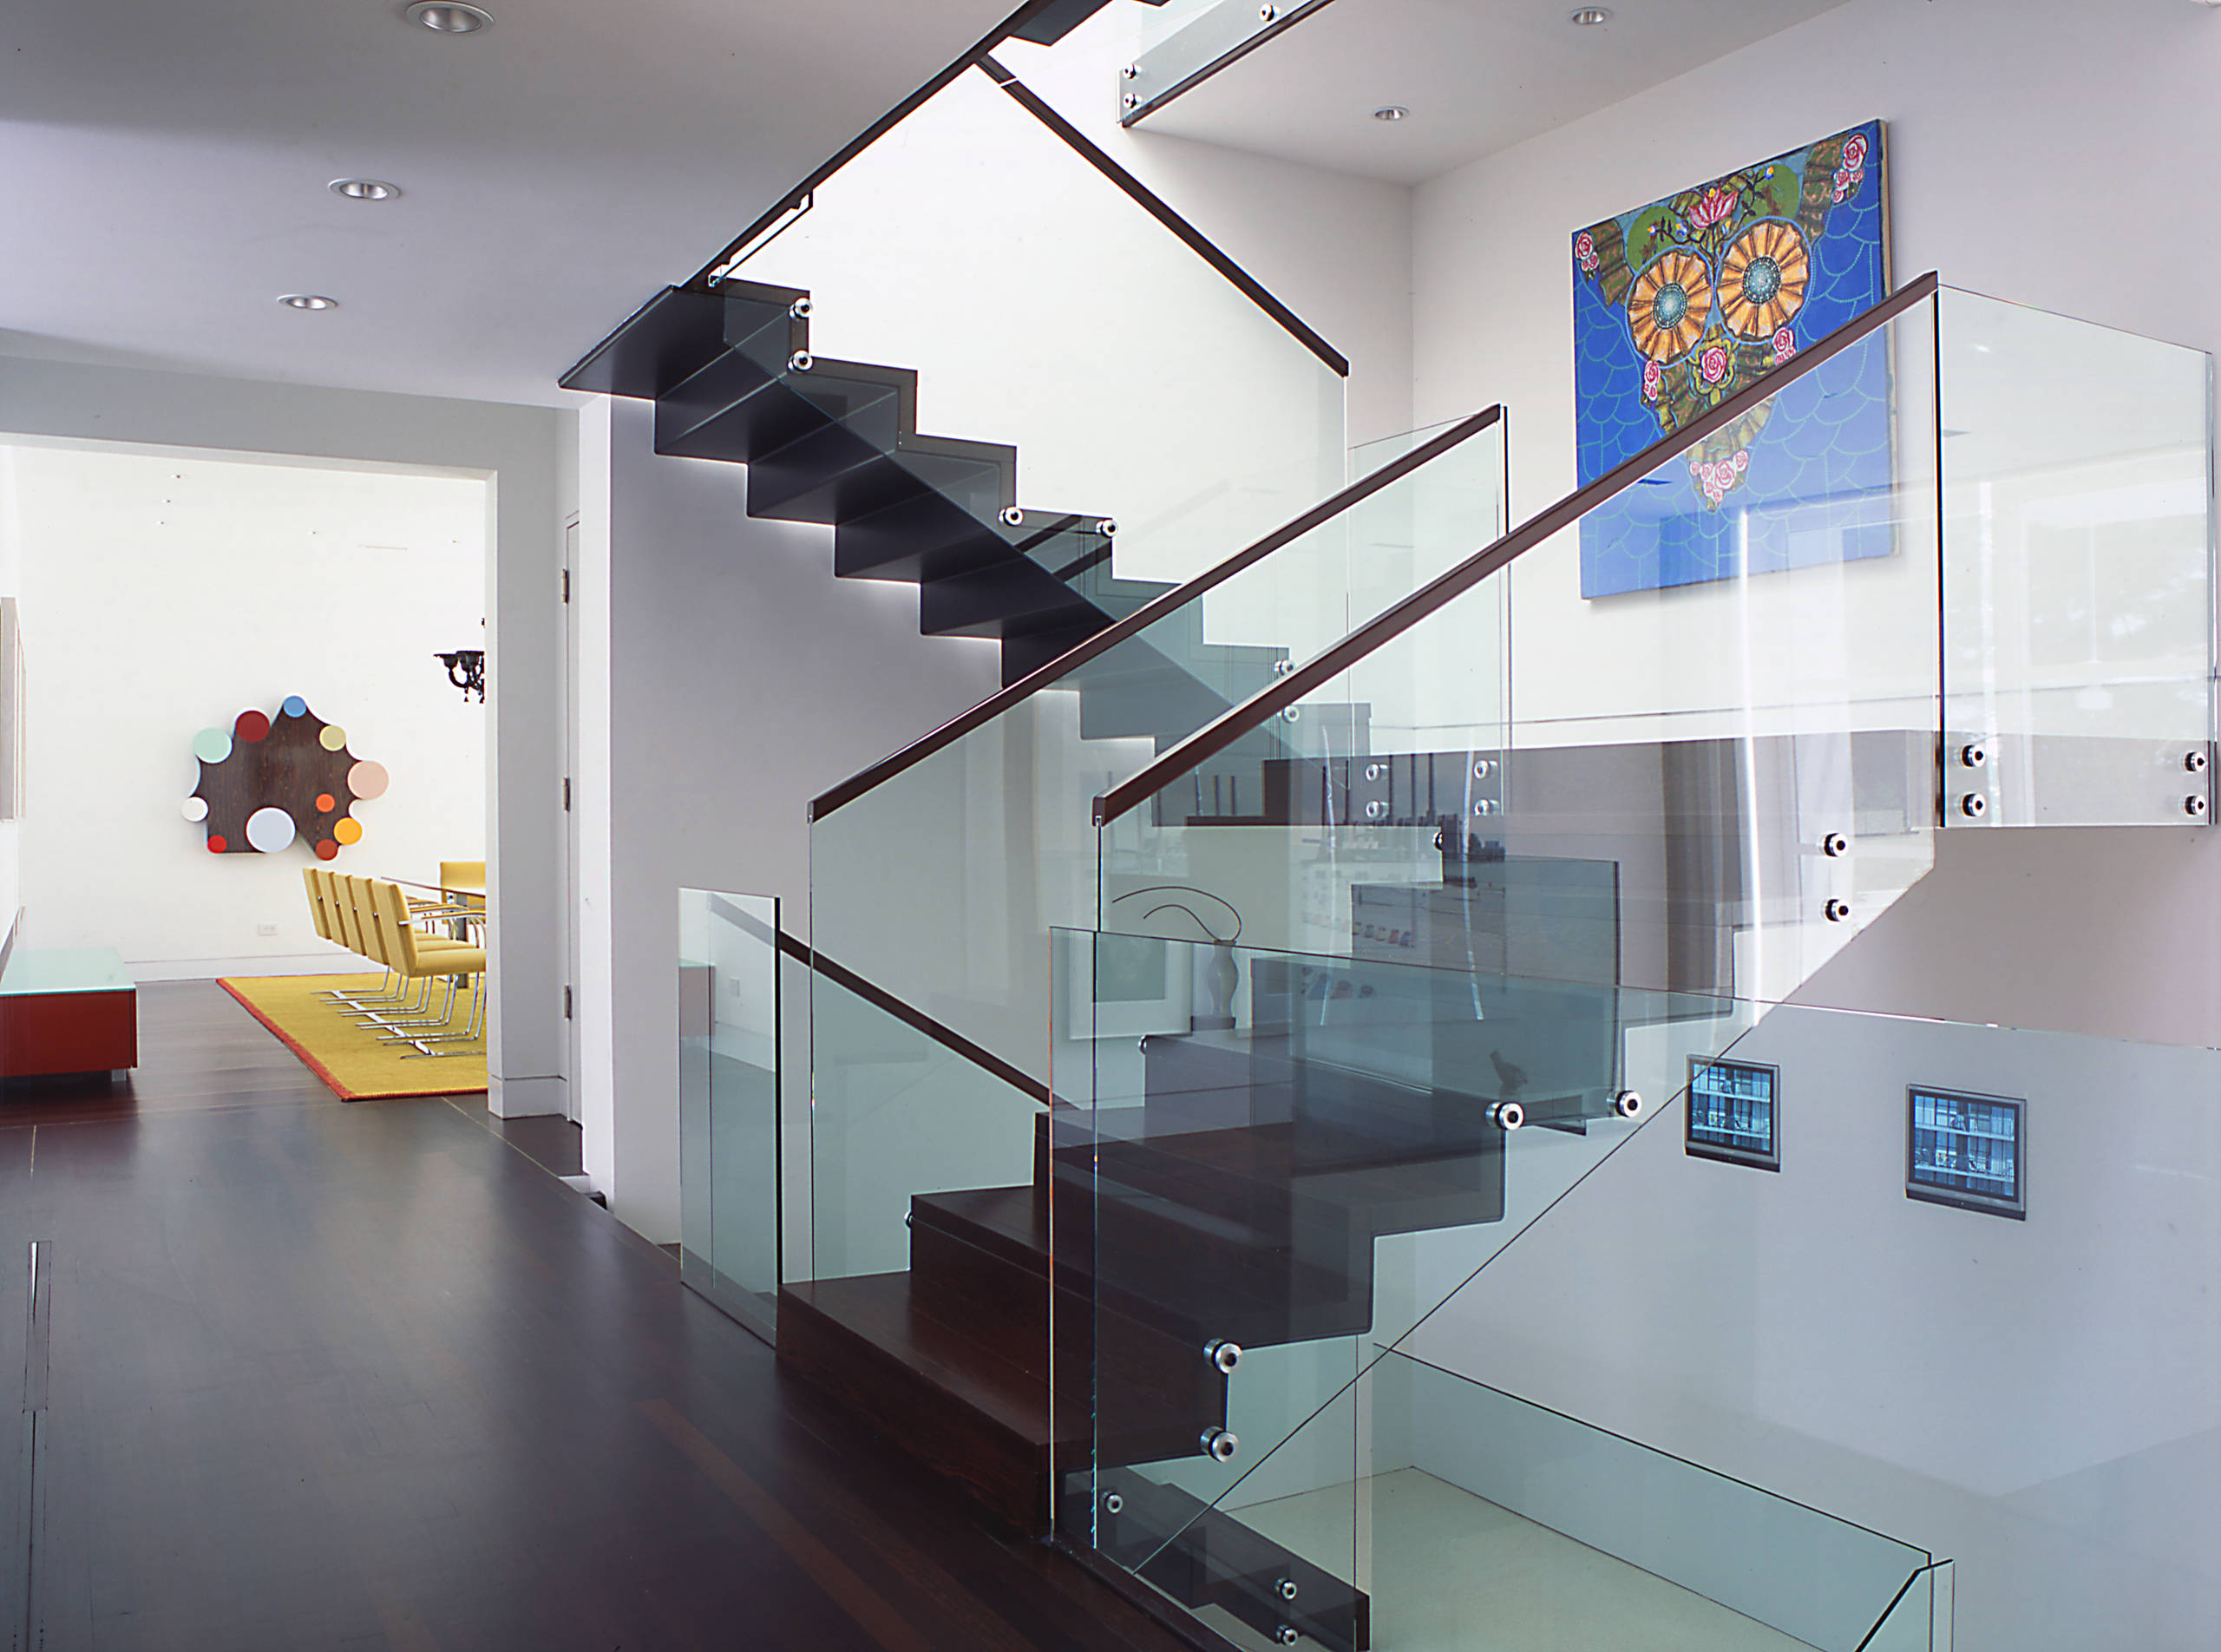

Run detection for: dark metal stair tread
[[576, 276, 1310, 721], [783, 1272, 1058, 1448]]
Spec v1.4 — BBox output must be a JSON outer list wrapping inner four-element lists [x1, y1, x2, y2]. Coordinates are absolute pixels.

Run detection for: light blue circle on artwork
[[191, 726, 232, 764], [281, 695, 308, 718], [244, 807, 297, 854]]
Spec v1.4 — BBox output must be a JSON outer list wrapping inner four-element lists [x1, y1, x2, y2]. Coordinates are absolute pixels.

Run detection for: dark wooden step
[[778, 1273, 1056, 1534], [907, 1192, 1224, 1468]]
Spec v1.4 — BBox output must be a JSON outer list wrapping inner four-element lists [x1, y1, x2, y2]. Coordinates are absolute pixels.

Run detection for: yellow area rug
[[219, 974, 487, 1100]]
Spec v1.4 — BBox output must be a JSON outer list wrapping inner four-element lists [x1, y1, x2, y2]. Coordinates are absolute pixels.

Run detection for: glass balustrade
[[1113, 0, 1328, 127], [803, 416, 1505, 1301], [1048, 927, 1742, 1619], [677, 888, 783, 1345], [1097, 286, 1945, 1010], [1065, 278, 2216, 1650], [1061, 934, 2221, 1651], [1937, 288, 2213, 827]]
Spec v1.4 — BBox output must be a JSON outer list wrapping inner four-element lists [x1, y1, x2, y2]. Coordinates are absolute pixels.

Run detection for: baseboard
[[131, 952, 382, 983], [488, 1071, 568, 1118]]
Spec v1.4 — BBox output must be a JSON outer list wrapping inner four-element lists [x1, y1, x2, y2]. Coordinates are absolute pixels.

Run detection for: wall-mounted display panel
[[1907, 1085, 2024, 1219], [1686, 1057, 1779, 1170]]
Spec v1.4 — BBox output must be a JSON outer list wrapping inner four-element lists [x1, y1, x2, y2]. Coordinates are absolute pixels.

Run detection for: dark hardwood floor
[[0, 982, 1199, 1652]]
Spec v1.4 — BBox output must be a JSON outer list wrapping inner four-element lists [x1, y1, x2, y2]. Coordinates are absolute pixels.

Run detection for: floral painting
[[1572, 121, 1891, 597]]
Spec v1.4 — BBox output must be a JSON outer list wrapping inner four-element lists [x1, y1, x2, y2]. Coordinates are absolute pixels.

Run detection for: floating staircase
[[562, 281, 1288, 704], [780, 1012, 1563, 1652]]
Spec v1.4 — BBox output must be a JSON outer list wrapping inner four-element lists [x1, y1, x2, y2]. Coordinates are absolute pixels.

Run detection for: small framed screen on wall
[[1686, 1057, 1779, 1170], [1907, 1086, 2024, 1219]]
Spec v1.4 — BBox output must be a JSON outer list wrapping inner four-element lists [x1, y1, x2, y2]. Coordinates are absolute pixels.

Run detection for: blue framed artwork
[[1686, 1057, 1779, 1170], [1907, 1085, 2025, 1220], [1571, 121, 1892, 598]]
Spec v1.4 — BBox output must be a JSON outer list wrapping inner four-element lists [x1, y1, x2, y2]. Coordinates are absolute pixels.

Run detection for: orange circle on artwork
[[315, 794, 336, 813], [207, 835, 228, 853], [333, 817, 364, 846], [347, 760, 389, 801], [234, 710, 271, 743], [315, 839, 339, 861]]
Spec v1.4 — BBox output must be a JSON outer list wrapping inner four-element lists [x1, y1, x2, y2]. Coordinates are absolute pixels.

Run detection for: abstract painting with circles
[[1571, 119, 1891, 597], [182, 697, 388, 861]]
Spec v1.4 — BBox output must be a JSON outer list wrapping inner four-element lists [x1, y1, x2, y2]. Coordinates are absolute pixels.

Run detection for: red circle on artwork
[[234, 710, 271, 743], [207, 836, 228, 853], [314, 839, 339, 861], [315, 793, 336, 813]]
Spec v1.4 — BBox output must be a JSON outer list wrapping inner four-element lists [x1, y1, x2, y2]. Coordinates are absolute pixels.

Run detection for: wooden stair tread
[[783, 1272, 1058, 1448]]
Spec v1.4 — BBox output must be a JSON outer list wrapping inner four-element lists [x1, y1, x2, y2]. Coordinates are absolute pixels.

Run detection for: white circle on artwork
[[244, 807, 297, 854], [181, 796, 210, 823]]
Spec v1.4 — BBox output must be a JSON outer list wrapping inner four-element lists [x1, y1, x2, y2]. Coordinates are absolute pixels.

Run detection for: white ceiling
[[0, 0, 1013, 407], [1139, 0, 1854, 185]]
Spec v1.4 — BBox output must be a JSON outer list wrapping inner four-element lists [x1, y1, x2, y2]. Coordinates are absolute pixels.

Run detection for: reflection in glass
[[678, 888, 782, 1343]]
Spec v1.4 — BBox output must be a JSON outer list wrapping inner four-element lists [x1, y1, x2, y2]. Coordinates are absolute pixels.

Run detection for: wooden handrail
[[808, 406, 1507, 820]]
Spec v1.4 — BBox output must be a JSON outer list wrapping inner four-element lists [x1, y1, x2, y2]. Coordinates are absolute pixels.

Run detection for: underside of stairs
[[562, 281, 1286, 701]]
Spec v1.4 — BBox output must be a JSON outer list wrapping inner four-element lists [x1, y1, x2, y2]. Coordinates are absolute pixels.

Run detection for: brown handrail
[[1094, 272, 1943, 826], [809, 404, 1507, 821], [681, 13, 1348, 377], [702, 892, 1052, 1104], [981, 58, 1347, 376], [757, 923, 1053, 1106]]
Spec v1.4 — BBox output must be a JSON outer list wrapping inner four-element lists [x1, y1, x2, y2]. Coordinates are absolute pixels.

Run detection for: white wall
[[1399, 1007, 2221, 1652], [0, 442, 484, 977], [573, 396, 1004, 1242], [0, 355, 569, 1116], [1005, 2, 1416, 451]]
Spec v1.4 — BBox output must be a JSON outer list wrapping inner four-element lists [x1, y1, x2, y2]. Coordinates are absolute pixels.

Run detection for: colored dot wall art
[[182, 697, 388, 861], [1570, 119, 1892, 598]]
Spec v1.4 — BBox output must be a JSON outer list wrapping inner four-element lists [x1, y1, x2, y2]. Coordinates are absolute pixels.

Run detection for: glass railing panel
[[1100, 293, 1945, 1012], [806, 421, 1506, 1301], [1118, 0, 1327, 127], [1937, 287, 2214, 827], [1863, 1564, 1953, 1652], [1360, 1349, 1933, 1652], [677, 888, 782, 1344], [1397, 1000, 2221, 1652], [1052, 927, 1749, 1639], [731, 62, 1346, 596], [1505, 292, 1943, 1006]]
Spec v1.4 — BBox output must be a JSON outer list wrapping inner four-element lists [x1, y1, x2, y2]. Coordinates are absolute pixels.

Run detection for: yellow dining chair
[[368, 878, 486, 1053], [337, 873, 473, 1023], [311, 868, 410, 1012]]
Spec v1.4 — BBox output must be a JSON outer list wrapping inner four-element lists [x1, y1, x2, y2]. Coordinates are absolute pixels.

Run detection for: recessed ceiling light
[[1571, 6, 1614, 23], [406, 2, 491, 33], [1373, 105, 1409, 121], [278, 294, 339, 311], [329, 178, 402, 201]]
